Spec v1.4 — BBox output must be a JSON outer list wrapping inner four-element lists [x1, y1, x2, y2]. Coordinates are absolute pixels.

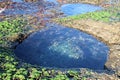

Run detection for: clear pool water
[[61, 3, 103, 15], [45, 0, 59, 5], [14, 24, 109, 70], [12, 0, 23, 2], [12, 0, 109, 70], [4, 3, 39, 15]]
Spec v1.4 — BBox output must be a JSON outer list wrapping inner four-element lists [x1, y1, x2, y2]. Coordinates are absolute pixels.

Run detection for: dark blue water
[[61, 3, 102, 15], [15, 24, 109, 70]]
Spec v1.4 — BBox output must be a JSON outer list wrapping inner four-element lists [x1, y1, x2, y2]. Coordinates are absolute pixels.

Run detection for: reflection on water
[[61, 3, 102, 15], [14, 24, 109, 70]]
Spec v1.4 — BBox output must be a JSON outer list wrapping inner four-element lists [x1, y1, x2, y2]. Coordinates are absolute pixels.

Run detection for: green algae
[[55, 7, 120, 23], [0, 18, 27, 47]]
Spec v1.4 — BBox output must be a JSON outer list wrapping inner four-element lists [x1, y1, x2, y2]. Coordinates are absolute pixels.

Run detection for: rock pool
[[61, 3, 102, 15], [15, 23, 109, 70], [13, 0, 109, 70]]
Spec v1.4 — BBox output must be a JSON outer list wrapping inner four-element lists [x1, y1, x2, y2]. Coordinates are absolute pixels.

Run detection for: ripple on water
[[14, 24, 109, 70]]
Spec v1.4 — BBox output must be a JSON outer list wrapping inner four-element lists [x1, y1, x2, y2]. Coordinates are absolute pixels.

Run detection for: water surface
[[15, 24, 109, 70], [61, 3, 102, 15], [12, 0, 109, 70]]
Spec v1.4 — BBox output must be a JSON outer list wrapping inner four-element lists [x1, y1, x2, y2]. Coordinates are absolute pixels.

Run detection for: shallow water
[[61, 3, 102, 15], [15, 23, 109, 70], [12, 0, 23, 2]]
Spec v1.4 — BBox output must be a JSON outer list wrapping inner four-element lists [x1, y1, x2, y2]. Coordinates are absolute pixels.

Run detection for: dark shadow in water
[[14, 23, 109, 70]]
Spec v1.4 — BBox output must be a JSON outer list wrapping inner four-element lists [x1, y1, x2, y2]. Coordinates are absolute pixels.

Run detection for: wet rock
[[0, 1, 12, 8], [45, 9, 64, 18]]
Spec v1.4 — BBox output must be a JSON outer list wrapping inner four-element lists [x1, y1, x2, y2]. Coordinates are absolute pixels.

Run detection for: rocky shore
[[56, 19, 120, 79], [0, 0, 120, 79], [60, 0, 104, 5], [57, 0, 118, 5]]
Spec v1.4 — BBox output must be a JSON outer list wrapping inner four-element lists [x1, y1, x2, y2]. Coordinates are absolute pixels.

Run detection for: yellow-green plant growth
[[0, 18, 27, 47], [55, 6, 120, 23], [56, 11, 112, 23]]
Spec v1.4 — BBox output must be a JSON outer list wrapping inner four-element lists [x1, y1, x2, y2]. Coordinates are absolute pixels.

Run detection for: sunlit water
[[12, 0, 23, 2], [61, 3, 102, 15], [15, 23, 109, 70]]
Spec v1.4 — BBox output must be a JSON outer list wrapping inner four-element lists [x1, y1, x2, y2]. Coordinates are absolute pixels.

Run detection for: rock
[[105, 45, 120, 75], [110, 45, 120, 51], [117, 70, 120, 77], [57, 19, 120, 79]]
